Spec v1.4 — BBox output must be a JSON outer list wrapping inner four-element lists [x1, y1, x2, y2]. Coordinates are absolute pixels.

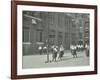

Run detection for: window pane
[[36, 30, 43, 42], [23, 29, 29, 42]]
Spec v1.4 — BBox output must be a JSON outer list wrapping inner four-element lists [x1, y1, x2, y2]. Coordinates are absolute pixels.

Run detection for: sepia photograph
[[22, 11, 90, 69]]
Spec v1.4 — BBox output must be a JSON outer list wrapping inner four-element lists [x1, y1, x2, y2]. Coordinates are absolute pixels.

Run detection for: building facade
[[22, 11, 88, 55]]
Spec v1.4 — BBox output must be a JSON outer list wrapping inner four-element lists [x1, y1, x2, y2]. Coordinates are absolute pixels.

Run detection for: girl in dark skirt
[[52, 46, 58, 62], [72, 49, 77, 58], [58, 45, 64, 60], [70, 45, 77, 58]]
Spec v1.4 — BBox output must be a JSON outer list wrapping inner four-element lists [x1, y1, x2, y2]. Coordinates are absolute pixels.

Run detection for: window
[[58, 32, 63, 44], [49, 30, 55, 38], [36, 30, 43, 42], [23, 28, 30, 42]]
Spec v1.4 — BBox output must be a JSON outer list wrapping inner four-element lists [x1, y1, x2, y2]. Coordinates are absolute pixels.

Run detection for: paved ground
[[22, 50, 89, 69]]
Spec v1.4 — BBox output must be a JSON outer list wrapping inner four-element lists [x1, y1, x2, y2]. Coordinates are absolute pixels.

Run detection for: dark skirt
[[59, 51, 64, 58], [72, 50, 76, 55], [52, 52, 57, 59]]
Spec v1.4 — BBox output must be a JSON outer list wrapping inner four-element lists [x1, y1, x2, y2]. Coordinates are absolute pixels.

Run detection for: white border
[[17, 5, 94, 75]]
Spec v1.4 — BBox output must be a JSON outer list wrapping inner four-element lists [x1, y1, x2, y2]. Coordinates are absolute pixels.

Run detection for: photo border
[[11, 1, 97, 79]]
